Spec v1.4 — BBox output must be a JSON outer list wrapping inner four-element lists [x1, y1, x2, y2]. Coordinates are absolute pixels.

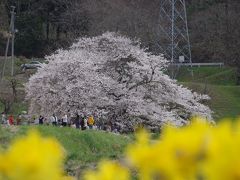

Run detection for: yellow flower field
[[85, 118, 240, 180], [0, 131, 72, 180], [1, 118, 240, 180]]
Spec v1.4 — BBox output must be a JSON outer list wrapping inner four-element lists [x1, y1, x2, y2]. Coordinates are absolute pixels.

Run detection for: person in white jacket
[[1, 112, 6, 125], [62, 114, 68, 126], [51, 114, 58, 126]]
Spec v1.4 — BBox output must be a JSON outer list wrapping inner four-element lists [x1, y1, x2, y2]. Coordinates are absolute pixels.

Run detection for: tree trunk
[[56, 26, 60, 40], [4, 100, 11, 114], [9, 78, 18, 102], [237, 65, 240, 85], [46, 12, 50, 40], [0, 98, 12, 114]]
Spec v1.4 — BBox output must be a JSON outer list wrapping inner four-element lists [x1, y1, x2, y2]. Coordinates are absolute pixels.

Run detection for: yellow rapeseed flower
[[85, 117, 240, 180], [84, 160, 130, 180], [203, 121, 240, 180], [0, 130, 73, 180], [126, 118, 211, 180], [4, 117, 240, 180]]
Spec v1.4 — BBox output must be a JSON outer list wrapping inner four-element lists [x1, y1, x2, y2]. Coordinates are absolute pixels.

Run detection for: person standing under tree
[[87, 115, 95, 129], [80, 114, 86, 130], [39, 115, 44, 125], [16, 114, 22, 125], [51, 114, 58, 126], [75, 113, 80, 129], [8, 115, 14, 125], [62, 114, 68, 127], [1, 112, 6, 125]]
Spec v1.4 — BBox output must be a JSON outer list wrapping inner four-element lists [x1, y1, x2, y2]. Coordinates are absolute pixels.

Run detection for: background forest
[[0, 0, 239, 66]]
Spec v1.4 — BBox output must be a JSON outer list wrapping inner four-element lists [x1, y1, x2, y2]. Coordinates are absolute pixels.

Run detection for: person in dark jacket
[[80, 114, 86, 130], [75, 113, 80, 129], [39, 115, 44, 125]]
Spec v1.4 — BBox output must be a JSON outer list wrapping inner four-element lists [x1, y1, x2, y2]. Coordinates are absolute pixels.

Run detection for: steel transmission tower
[[158, 0, 192, 64]]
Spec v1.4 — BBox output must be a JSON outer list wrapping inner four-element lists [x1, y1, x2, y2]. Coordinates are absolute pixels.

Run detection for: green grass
[[0, 126, 14, 149], [177, 66, 240, 120], [0, 125, 131, 176], [182, 82, 240, 120], [0, 57, 21, 76], [0, 56, 30, 116], [177, 66, 237, 85]]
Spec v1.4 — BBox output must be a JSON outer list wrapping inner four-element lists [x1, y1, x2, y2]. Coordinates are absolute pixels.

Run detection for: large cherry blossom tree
[[26, 32, 212, 132]]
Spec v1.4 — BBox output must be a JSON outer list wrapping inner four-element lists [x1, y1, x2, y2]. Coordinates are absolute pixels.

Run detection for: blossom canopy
[[26, 32, 212, 132]]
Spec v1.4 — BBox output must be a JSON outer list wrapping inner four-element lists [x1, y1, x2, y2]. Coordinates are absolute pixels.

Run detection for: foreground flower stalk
[[84, 118, 240, 180]]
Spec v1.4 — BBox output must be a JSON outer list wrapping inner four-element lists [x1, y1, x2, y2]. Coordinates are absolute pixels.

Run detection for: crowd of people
[[47, 113, 96, 130], [0, 112, 120, 133], [0, 113, 22, 126], [1, 112, 95, 129]]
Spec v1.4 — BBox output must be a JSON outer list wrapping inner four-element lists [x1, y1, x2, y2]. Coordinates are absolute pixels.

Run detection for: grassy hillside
[[0, 57, 35, 115], [177, 67, 237, 85], [0, 126, 131, 176], [177, 66, 240, 120]]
